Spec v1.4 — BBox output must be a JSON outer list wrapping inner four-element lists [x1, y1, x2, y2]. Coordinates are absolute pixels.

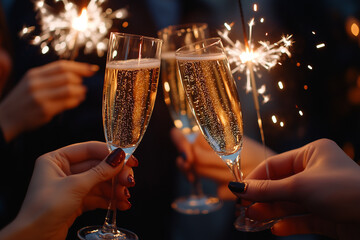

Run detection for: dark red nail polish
[[228, 181, 247, 193], [124, 188, 130, 198], [126, 200, 132, 208], [128, 175, 135, 185], [180, 152, 187, 161], [105, 148, 125, 168]]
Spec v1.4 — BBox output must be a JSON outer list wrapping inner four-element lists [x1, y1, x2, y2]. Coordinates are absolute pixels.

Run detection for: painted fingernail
[[124, 188, 130, 198], [228, 181, 248, 193], [105, 148, 125, 168], [127, 175, 135, 185], [180, 152, 187, 161]]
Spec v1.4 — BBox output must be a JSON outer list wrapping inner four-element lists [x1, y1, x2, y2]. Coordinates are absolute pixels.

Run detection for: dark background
[[0, 0, 359, 239]]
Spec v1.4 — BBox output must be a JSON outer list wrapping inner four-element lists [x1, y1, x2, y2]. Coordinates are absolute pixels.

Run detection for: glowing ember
[[20, 0, 128, 59], [278, 81, 284, 90], [316, 43, 325, 49]]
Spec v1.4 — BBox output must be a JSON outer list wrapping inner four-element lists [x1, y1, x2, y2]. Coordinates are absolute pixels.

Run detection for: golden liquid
[[161, 52, 199, 136], [177, 53, 243, 156], [103, 59, 160, 154]]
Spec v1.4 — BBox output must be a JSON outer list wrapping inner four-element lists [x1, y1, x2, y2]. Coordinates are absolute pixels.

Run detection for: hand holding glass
[[158, 23, 222, 214], [78, 32, 162, 239], [176, 38, 274, 231]]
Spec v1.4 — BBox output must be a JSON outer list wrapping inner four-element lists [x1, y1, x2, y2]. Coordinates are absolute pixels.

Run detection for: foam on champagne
[[175, 53, 227, 61], [106, 58, 160, 69]]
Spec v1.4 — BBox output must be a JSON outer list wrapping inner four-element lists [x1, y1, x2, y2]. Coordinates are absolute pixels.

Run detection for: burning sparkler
[[20, 0, 128, 59], [218, 4, 293, 147]]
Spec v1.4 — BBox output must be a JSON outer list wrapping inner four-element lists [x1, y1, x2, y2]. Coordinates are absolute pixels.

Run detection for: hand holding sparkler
[[0, 60, 99, 142], [20, 0, 128, 60], [216, 0, 293, 232]]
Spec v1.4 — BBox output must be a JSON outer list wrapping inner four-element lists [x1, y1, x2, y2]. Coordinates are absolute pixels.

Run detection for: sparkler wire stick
[[238, 0, 269, 178], [238, 0, 249, 49], [218, 0, 292, 180]]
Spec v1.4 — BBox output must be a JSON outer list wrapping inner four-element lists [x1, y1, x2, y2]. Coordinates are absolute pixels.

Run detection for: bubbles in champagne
[[161, 52, 199, 139], [177, 53, 243, 156], [103, 59, 160, 156]]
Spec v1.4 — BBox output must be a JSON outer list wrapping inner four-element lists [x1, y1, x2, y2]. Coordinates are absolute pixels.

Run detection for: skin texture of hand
[[0, 141, 138, 240], [0, 47, 11, 95], [170, 127, 274, 200], [231, 138, 360, 239], [0, 60, 99, 142]]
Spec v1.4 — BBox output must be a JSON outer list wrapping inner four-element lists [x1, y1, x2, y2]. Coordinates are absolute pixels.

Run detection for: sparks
[[316, 43, 325, 49], [20, 0, 128, 59], [218, 19, 293, 101], [278, 81, 284, 89]]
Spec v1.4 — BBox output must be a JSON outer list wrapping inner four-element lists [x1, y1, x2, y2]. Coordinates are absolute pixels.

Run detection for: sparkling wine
[[103, 59, 160, 155], [161, 52, 199, 136], [177, 53, 243, 156]]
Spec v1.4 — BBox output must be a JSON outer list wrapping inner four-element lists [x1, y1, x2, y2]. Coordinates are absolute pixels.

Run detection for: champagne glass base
[[77, 225, 139, 240], [234, 207, 277, 232], [171, 195, 223, 215]]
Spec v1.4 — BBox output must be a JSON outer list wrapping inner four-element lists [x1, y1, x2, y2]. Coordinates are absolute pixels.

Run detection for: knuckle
[[316, 138, 336, 147], [256, 180, 270, 195], [63, 85, 74, 97], [91, 165, 108, 181], [285, 177, 299, 200], [56, 60, 68, 72], [25, 68, 37, 79]]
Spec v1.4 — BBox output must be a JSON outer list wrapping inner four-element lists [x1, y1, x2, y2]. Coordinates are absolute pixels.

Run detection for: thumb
[[81, 148, 126, 190], [228, 178, 294, 202]]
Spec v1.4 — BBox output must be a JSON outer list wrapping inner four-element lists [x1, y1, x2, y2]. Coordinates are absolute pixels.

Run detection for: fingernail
[[105, 148, 125, 168], [180, 152, 187, 161], [90, 64, 99, 71], [127, 175, 135, 185], [228, 181, 248, 193], [124, 188, 130, 198]]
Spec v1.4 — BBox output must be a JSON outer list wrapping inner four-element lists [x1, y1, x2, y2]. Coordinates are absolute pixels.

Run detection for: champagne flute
[[158, 23, 222, 214], [78, 32, 162, 239], [176, 38, 275, 231]]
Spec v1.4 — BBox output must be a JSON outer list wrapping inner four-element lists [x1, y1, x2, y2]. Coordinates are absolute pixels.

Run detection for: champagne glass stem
[[228, 154, 243, 182], [102, 177, 118, 234], [190, 167, 204, 196]]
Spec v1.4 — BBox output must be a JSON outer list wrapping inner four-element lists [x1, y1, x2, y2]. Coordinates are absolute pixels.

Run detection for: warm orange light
[[122, 21, 129, 28], [345, 17, 360, 38], [72, 8, 88, 32], [304, 85, 308, 90], [351, 23, 360, 37]]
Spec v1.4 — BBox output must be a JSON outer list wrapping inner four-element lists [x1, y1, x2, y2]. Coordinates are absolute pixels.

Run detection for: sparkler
[[217, 2, 293, 148], [20, 0, 128, 60]]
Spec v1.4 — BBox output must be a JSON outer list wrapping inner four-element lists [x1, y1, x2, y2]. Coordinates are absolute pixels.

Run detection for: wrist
[[0, 103, 20, 142], [0, 216, 41, 240]]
